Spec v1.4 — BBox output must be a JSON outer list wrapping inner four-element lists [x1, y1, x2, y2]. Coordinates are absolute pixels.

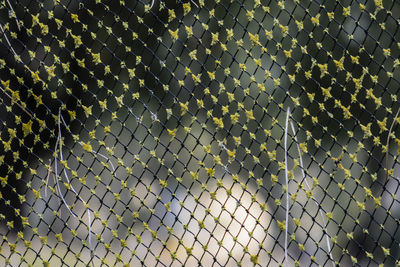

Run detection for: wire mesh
[[0, 0, 399, 266]]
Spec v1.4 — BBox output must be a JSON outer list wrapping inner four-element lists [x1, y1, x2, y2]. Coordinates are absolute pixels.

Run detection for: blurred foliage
[[0, 0, 399, 266]]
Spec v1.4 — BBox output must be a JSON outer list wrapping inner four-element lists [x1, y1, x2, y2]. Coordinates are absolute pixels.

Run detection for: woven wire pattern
[[0, 0, 399, 266]]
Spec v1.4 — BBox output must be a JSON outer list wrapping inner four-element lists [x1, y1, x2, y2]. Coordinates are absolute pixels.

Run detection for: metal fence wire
[[0, 0, 399, 266]]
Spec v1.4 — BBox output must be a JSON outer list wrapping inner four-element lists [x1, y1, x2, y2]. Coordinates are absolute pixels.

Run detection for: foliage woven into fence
[[0, 0, 399, 266]]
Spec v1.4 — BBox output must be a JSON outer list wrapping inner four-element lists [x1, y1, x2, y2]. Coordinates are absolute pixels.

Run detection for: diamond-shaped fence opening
[[0, 0, 399, 266]]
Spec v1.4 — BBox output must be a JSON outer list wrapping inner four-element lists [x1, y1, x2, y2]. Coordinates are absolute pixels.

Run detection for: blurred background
[[0, 0, 399, 266]]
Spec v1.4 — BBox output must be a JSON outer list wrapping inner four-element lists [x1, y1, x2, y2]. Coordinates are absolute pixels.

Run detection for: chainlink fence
[[0, 0, 399, 266]]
